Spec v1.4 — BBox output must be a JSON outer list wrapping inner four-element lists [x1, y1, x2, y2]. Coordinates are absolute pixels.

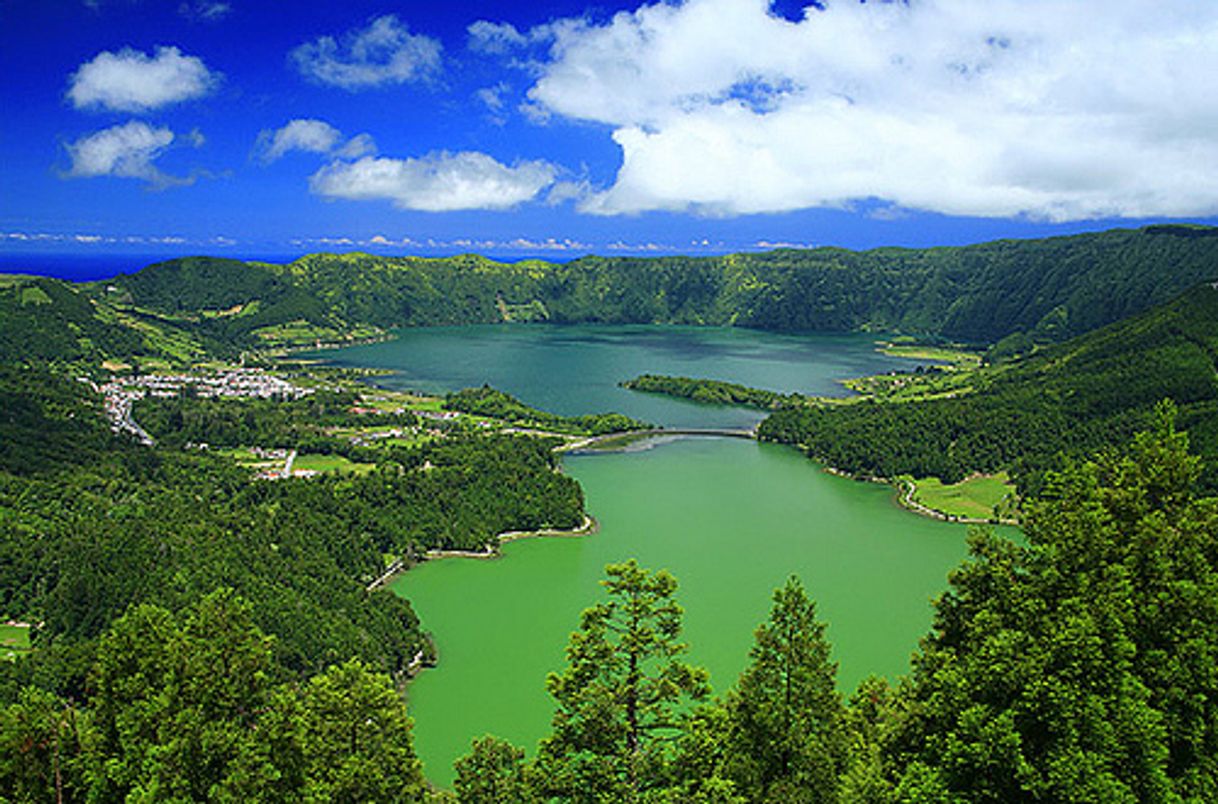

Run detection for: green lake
[[318, 325, 994, 786]]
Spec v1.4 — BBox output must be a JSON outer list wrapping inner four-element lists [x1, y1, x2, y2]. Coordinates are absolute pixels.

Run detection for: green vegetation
[[0, 276, 211, 367], [0, 624, 30, 660], [1, 591, 427, 801], [622, 373, 801, 410], [878, 341, 982, 368], [246, 226, 1218, 345], [47, 225, 1213, 363], [908, 472, 1016, 520], [4, 395, 1217, 800], [445, 386, 649, 436], [291, 453, 376, 475], [761, 284, 1218, 493], [7, 226, 1218, 371], [450, 414, 1218, 801], [0, 364, 585, 697], [534, 560, 710, 801], [134, 388, 413, 451], [4, 228, 1218, 799]]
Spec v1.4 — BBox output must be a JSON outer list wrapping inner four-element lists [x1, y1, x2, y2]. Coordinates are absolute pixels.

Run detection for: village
[[97, 368, 314, 445], [88, 366, 491, 480]]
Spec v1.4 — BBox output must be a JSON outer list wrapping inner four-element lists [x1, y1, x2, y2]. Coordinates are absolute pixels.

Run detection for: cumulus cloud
[[291, 15, 442, 90], [67, 45, 219, 112], [517, 0, 1218, 221], [64, 121, 195, 187], [256, 119, 376, 163], [309, 151, 557, 211], [257, 119, 341, 161]]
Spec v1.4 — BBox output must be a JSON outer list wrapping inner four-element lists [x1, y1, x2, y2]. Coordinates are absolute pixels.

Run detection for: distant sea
[[0, 253, 299, 283], [0, 251, 574, 283]]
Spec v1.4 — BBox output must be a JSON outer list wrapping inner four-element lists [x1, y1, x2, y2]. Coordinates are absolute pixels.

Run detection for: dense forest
[[5, 415, 1216, 801], [6, 225, 1218, 370], [0, 364, 585, 711], [759, 283, 1218, 494], [444, 386, 649, 436], [622, 374, 801, 411], [161, 226, 1218, 344], [134, 388, 417, 452]]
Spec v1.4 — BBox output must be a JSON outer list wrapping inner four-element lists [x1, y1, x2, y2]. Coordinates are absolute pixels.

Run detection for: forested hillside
[[95, 225, 1218, 350], [0, 365, 586, 697], [6, 225, 1215, 369], [5, 408, 1217, 800], [760, 283, 1218, 492], [0, 274, 215, 365]]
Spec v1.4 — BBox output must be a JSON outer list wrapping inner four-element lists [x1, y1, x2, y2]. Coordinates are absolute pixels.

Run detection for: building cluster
[[348, 428, 412, 447], [106, 368, 312, 402], [99, 369, 311, 444], [417, 410, 460, 421]]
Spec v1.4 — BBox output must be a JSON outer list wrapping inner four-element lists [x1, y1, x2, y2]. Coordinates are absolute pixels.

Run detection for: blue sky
[[3, 0, 1217, 260]]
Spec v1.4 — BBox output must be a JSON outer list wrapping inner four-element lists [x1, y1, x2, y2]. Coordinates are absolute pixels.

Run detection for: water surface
[[314, 324, 915, 429], [394, 438, 973, 785], [317, 325, 983, 786]]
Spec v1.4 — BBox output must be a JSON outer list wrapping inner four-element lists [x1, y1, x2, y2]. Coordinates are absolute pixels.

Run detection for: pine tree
[[295, 658, 427, 803], [721, 576, 847, 803], [453, 734, 535, 803], [535, 560, 709, 802]]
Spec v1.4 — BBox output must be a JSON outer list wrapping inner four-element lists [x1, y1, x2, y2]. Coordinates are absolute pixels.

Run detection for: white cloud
[[67, 45, 219, 112], [291, 15, 442, 90], [257, 119, 341, 161], [291, 233, 594, 251], [309, 151, 558, 212], [179, 1, 230, 21], [256, 119, 376, 163], [2, 230, 199, 245], [518, 0, 1218, 221], [335, 133, 377, 159], [64, 121, 194, 187], [476, 82, 510, 112], [755, 239, 816, 249], [467, 21, 530, 54]]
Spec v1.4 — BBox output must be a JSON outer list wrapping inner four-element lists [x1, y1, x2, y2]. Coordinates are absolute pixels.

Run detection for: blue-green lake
[[316, 325, 996, 786]]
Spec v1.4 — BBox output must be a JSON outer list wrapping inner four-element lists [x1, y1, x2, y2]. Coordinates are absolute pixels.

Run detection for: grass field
[[293, 453, 375, 475], [912, 472, 1016, 520], [880, 342, 983, 369], [1, 623, 32, 660]]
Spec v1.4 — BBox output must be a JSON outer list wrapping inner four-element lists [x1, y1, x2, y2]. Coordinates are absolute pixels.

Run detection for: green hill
[[6, 224, 1217, 369], [759, 281, 1218, 492], [0, 274, 215, 366], [102, 225, 1218, 349]]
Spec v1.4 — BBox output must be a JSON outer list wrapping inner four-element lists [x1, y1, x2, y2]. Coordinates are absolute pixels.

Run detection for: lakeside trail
[[894, 477, 1020, 526], [820, 463, 1019, 526], [365, 515, 599, 591]]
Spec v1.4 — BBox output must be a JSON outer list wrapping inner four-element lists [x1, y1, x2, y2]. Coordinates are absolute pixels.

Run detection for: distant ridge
[[4, 225, 1217, 365]]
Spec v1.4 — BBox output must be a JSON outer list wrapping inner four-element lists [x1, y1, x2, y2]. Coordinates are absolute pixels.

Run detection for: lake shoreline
[[425, 514, 601, 561], [367, 515, 601, 593], [816, 460, 1019, 526]]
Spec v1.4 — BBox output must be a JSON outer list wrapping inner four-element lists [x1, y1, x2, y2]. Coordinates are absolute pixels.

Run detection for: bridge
[[556, 427, 757, 453]]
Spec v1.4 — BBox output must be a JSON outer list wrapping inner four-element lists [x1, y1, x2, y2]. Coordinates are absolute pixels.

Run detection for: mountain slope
[[101, 224, 1218, 348], [0, 274, 215, 365], [759, 282, 1218, 492]]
